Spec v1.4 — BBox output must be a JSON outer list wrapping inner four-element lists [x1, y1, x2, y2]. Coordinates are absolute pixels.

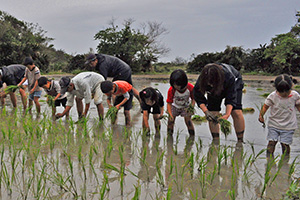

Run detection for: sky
[[1, 0, 300, 62]]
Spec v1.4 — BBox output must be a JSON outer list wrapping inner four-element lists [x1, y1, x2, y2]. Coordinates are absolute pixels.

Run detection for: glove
[[204, 110, 218, 123]]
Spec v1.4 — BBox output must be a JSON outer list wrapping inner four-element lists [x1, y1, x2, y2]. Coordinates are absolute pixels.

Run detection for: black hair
[[139, 87, 158, 104], [170, 69, 188, 89], [38, 76, 49, 87], [100, 80, 114, 93], [23, 57, 34, 66], [274, 74, 293, 93], [198, 63, 224, 96]]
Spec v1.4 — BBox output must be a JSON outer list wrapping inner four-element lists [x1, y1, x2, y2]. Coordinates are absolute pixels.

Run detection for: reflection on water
[[0, 79, 300, 199]]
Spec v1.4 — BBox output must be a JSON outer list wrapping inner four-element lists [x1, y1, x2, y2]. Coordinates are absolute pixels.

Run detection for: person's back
[[72, 72, 105, 92], [1, 64, 26, 85], [96, 54, 131, 81]]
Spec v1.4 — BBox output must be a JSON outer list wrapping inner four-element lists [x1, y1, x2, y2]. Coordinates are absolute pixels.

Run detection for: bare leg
[[96, 103, 104, 120], [124, 110, 131, 127], [75, 97, 83, 118], [267, 141, 277, 157], [184, 115, 195, 136], [153, 114, 161, 134], [231, 109, 245, 142], [208, 111, 220, 139], [9, 92, 17, 108], [34, 96, 40, 114], [167, 116, 176, 135], [19, 88, 27, 111], [281, 143, 290, 155]]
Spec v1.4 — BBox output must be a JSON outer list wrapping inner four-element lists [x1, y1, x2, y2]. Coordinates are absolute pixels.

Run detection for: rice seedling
[[191, 115, 207, 122], [288, 157, 298, 180], [218, 118, 231, 137], [260, 93, 270, 98], [44, 95, 55, 107], [155, 150, 165, 188], [140, 146, 150, 182], [198, 157, 208, 198], [217, 146, 224, 175], [242, 107, 255, 113], [89, 144, 99, 185], [105, 106, 118, 122], [261, 157, 276, 197], [187, 103, 195, 115], [4, 85, 21, 94], [256, 88, 263, 91], [100, 170, 110, 198], [284, 180, 300, 199], [132, 181, 141, 200], [166, 184, 172, 200], [269, 152, 286, 186]]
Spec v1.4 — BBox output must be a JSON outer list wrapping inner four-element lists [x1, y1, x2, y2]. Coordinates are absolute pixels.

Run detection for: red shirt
[[166, 82, 194, 108], [113, 81, 132, 96]]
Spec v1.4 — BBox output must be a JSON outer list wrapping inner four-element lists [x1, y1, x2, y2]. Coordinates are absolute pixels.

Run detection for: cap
[[59, 76, 71, 95], [84, 53, 97, 65], [23, 57, 34, 66]]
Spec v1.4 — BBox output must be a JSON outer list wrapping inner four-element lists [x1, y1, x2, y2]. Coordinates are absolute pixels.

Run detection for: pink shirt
[[265, 90, 300, 130]]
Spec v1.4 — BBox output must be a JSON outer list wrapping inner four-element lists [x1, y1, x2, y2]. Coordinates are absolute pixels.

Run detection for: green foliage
[[0, 11, 70, 73], [264, 32, 300, 74], [94, 19, 169, 72]]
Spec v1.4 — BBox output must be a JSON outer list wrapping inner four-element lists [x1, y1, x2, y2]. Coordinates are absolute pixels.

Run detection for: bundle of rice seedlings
[[4, 85, 21, 94], [191, 115, 207, 122], [45, 95, 55, 107], [242, 107, 255, 113], [187, 103, 195, 115], [105, 107, 118, 122], [260, 93, 270, 98], [158, 115, 169, 120], [218, 118, 231, 137]]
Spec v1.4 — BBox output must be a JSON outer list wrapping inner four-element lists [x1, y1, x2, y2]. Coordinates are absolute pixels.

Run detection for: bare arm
[[258, 104, 269, 124]]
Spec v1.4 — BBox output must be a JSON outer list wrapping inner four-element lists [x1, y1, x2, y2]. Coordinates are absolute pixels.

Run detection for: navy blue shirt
[[95, 54, 132, 84]]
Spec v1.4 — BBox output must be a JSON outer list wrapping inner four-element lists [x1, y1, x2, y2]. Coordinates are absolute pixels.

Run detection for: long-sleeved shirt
[[194, 63, 243, 108]]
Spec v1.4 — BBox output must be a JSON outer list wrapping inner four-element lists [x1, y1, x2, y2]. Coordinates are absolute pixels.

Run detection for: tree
[[219, 46, 246, 71], [264, 32, 300, 75], [0, 11, 55, 71], [186, 52, 221, 73], [94, 19, 169, 72]]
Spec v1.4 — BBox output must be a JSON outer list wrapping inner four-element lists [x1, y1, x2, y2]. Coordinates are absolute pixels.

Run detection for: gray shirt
[[66, 72, 105, 107]]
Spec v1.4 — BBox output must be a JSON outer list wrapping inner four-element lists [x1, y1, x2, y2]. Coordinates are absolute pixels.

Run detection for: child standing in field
[[139, 87, 164, 135], [18, 57, 42, 114], [100, 80, 136, 126], [259, 74, 300, 157], [166, 69, 195, 136], [38, 76, 69, 118]]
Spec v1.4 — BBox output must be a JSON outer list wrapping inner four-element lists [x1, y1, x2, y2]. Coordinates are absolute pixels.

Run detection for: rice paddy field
[[0, 77, 300, 199]]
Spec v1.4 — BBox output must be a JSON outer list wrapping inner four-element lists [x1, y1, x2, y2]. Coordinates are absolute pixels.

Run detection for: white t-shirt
[[265, 90, 300, 130]]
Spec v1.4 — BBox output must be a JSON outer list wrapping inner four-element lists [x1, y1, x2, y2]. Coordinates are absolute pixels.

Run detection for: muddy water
[[1, 77, 300, 199]]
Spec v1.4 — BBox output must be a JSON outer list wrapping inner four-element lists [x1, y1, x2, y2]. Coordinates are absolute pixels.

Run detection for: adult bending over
[[193, 63, 245, 142], [55, 72, 105, 121]]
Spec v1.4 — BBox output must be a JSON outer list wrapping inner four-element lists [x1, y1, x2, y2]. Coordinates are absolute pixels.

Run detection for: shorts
[[114, 90, 133, 111], [55, 97, 67, 107], [29, 90, 42, 101], [171, 105, 191, 117], [207, 79, 244, 111], [93, 83, 103, 105], [141, 102, 160, 114], [267, 127, 295, 145]]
